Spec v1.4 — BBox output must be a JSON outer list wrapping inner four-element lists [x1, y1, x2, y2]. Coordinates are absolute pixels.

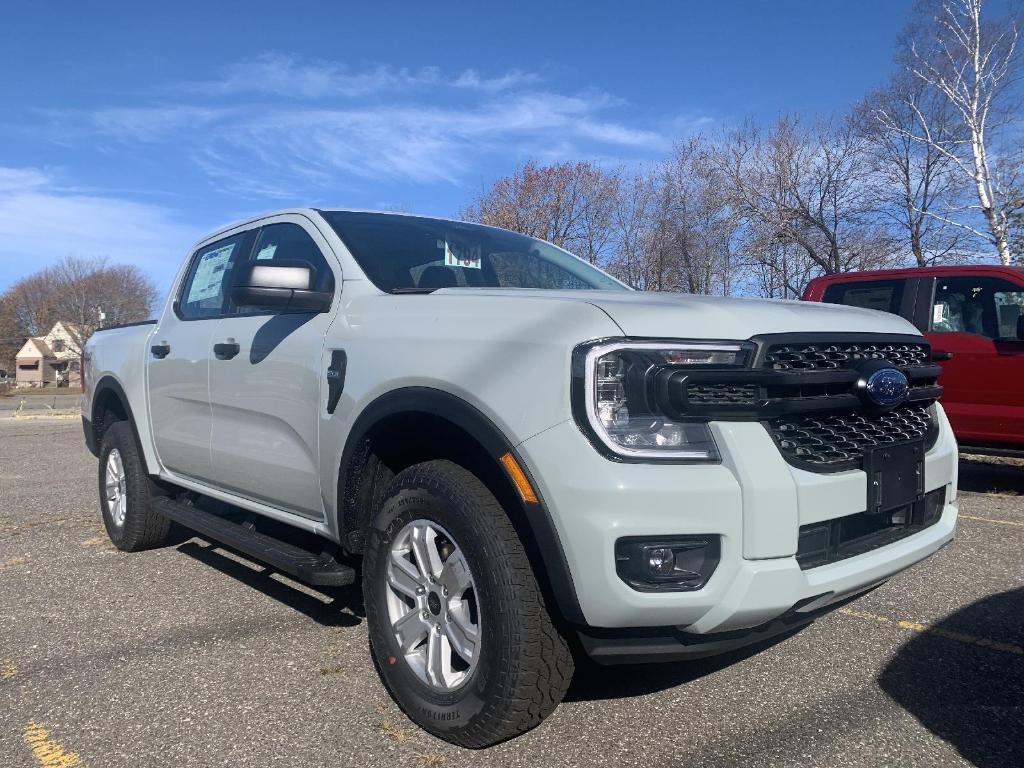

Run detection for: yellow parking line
[[840, 608, 1023, 656], [959, 514, 1024, 527], [23, 721, 83, 767]]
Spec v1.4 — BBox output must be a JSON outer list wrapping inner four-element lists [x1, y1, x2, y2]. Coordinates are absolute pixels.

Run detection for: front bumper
[[517, 404, 958, 635]]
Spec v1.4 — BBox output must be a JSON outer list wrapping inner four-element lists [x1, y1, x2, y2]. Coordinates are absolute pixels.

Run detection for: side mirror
[[1017, 314, 1024, 340], [231, 261, 332, 312]]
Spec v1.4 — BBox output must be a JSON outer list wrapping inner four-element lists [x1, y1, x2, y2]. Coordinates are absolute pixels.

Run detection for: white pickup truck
[[83, 208, 959, 747]]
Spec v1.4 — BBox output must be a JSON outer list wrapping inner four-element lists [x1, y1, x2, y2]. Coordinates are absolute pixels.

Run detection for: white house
[[15, 321, 83, 387]]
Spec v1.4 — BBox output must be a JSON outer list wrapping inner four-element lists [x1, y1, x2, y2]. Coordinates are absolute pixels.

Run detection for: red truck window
[[821, 279, 905, 315], [932, 276, 1024, 340]]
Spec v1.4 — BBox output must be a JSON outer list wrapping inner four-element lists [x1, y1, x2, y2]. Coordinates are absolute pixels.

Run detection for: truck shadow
[[565, 625, 807, 702], [174, 538, 364, 628], [958, 454, 1024, 495], [878, 587, 1024, 768]]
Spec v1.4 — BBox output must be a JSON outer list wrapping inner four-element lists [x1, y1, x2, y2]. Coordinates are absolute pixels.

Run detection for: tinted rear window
[[822, 280, 905, 315]]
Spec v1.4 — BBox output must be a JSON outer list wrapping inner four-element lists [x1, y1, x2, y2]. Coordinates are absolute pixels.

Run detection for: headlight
[[573, 340, 754, 461]]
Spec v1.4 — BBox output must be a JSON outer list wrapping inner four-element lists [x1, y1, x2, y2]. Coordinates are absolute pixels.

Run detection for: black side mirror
[[231, 260, 332, 312], [1017, 313, 1024, 340]]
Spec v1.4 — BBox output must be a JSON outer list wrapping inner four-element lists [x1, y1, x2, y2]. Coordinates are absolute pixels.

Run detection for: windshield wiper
[[389, 287, 439, 294]]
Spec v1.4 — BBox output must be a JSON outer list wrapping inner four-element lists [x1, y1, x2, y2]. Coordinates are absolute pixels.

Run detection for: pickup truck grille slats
[[685, 382, 761, 405], [656, 334, 943, 473], [762, 341, 931, 371], [769, 402, 937, 470]]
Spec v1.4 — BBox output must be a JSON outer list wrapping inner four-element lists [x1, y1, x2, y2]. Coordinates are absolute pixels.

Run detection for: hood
[[434, 288, 921, 340]]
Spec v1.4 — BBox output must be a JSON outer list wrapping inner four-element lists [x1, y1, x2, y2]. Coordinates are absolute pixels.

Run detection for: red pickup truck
[[804, 265, 1024, 457]]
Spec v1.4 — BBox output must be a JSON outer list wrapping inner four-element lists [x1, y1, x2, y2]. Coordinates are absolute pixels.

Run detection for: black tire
[[363, 460, 573, 748], [98, 421, 171, 551]]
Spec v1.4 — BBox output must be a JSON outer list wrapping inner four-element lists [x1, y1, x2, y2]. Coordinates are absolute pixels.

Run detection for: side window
[[822, 280, 905, 315], [179, 233, 250, 319], [232, 223, 336, 314], [932, 276, 1024, 339]]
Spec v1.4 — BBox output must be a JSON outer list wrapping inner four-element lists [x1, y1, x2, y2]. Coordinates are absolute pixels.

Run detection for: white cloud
[[0, 167, 201, 290], [0, 167, 49, 193], [184, 53, 539, 99], [39, 54, 677, 203], [90, 105, 228, 142], [78, 89, 667, 199]]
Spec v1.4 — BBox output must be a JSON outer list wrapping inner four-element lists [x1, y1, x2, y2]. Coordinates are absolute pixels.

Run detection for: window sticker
[[933, 303, 945, 325], [190, 244, 234, 302], [255, 244, 277, 261], [441, 239, 482, 270]]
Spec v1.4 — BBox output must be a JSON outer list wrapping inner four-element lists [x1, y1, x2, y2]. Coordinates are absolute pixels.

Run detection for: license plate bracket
[[864, 440, 925, 515]]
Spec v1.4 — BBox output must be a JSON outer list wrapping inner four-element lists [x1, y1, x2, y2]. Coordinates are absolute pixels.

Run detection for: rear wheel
[[98, 421, 170, 551], [363, 460, 573, 748]]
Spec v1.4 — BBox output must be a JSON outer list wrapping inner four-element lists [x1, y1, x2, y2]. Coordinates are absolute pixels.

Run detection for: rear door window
[[822, 280, 905, 315]]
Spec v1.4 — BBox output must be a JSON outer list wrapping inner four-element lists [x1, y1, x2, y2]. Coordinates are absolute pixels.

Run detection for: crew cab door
[[924, 274, 1024, 447], [206, 217, 342, 518], [148, 230, 255, 483]]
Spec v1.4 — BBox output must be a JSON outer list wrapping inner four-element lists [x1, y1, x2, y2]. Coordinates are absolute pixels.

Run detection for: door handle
[[213, 340, 240, 360], [150, 342, 170, 359]]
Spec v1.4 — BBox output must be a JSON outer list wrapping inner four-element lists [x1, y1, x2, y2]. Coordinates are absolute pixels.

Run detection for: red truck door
[[923, 274, 1024, 449]]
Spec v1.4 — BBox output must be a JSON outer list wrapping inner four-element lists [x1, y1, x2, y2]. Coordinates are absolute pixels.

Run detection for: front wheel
[[363, 460, 573, 748]]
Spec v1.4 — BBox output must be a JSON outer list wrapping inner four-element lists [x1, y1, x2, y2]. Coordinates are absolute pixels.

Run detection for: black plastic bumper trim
[[577, 583, 883, 665]]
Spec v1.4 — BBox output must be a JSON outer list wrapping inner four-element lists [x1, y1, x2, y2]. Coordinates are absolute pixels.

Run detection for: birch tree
[[883, 0, 1022, 264]]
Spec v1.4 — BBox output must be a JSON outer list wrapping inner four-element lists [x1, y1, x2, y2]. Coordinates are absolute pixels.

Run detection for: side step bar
[[153, 497, 356, 587]]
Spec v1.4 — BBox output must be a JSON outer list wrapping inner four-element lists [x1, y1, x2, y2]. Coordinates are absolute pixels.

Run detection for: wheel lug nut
[[441, 588, 448, 597], [415, 586, 426, 595], [421, 610, 430, 620]]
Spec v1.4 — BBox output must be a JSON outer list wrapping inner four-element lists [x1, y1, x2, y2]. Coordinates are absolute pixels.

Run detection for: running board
[[153, 497, 356, 587]]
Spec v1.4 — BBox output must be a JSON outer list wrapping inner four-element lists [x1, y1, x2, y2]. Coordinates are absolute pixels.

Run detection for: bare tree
[[0, 257, 157, 367], [462, 160, 621, 267], [650, 137, 739, 294], [607, 170, 659, 289], [721, 116, 897, 294], [883, 0, 1022, 264], [857, 72, 966, 265]]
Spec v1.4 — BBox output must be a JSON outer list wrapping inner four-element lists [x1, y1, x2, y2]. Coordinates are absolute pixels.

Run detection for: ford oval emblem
[[865, 367, 910, 407]]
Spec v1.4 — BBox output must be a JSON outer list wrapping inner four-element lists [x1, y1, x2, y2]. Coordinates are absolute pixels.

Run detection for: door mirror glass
[[231, 261, 331, 312]]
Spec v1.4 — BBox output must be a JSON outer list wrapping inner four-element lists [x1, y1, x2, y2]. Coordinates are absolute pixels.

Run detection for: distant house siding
[[16, 358, 44, 385]]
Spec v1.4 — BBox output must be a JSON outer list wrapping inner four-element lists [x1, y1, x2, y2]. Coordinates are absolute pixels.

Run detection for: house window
[[70, 360, 80, 371], [19, 361, 39, 369], [52, 339, 65, 353]]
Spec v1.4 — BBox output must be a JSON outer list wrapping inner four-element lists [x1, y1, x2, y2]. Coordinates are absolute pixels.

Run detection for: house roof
[[16, 337, 52, 359]]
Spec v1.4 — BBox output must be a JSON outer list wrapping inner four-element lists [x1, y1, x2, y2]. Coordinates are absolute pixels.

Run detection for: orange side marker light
[[499, 452, 539, 505]]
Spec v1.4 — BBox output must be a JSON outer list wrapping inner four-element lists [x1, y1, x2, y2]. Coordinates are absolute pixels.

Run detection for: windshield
[[319, 210, 628, 293]]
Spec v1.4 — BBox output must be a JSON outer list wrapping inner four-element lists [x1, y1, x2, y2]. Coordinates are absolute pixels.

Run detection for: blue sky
[[0, 0, 919, 292]]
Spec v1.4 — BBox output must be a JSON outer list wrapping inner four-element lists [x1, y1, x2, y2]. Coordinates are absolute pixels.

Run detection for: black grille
[[770, 402, 936, 470], [763, 342, 930, 371], [686, 382, 760, 405]]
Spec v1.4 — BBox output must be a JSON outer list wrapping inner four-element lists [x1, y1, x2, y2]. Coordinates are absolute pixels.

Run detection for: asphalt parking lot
[[1, 417, 1021, 768]]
